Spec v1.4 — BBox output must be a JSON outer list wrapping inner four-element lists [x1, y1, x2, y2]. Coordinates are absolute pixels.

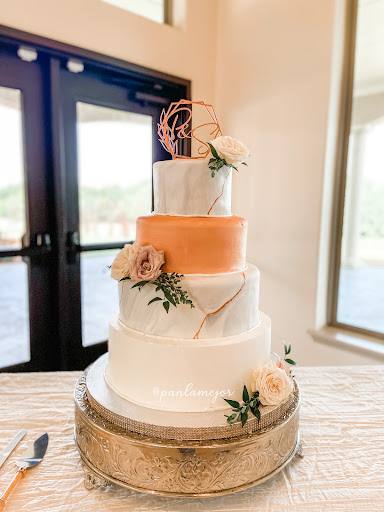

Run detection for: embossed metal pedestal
[[74, 371, 301, 497]]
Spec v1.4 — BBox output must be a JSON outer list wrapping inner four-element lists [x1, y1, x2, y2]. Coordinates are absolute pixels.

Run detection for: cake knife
[[0, 433, 48, 511], [0, 430, 27, 469]]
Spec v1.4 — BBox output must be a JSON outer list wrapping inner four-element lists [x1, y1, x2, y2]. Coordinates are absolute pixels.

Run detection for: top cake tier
[[153, 160, 232, 217]]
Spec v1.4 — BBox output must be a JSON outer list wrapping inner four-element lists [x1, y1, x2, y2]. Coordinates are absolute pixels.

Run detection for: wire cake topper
[[158, 99, 222, 159]]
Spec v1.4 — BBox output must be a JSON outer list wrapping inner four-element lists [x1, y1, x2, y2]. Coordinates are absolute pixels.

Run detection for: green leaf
[[131, 280, 149, 289], [225, 413, 237, 424], [241, 411, 248, 427], [208, 158, 216, 164], [224, 399, 240, 409], [148, 297, 162, 306], [285, 358, 297, 366], [163, 301, 170, 313], [252, 407, 261, 422], [211, 172, 215, 178], [208, 142, 219, 160], [242, 385, 249, 403], [119, 276, 131, 282], [163, 289, 177, 307], [241, 162, 248, 166]]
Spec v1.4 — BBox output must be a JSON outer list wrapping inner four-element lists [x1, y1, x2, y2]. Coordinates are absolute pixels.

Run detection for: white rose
[[210, 135, 250, 165], [110, 242, 140, 281], [250, 361, 293, 406]]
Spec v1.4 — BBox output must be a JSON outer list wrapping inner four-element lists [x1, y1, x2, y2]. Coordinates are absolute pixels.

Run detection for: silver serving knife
[[0, 430, 27, 469], [0, 433, 48, 511]]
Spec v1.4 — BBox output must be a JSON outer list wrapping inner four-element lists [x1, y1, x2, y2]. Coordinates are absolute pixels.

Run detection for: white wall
[[0, 0, 379, 365], [215, 0, 378, 365]]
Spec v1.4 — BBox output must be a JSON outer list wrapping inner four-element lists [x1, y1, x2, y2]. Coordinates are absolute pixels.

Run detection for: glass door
[[0, 29, 189, 372], [56, 64, 170, 369], [0, 48, 56, 371]]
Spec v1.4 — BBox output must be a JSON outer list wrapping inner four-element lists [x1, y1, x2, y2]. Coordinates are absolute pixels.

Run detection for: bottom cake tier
[[106, 312, 271, 413]]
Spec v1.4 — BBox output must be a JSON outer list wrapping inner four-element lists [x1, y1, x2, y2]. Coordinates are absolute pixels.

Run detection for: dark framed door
[[0, 47, 57, 371], [0, 27, 190, 372], [55, 63, 172, 369]]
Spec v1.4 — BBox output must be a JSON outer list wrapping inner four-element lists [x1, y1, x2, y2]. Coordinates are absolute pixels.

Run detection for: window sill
[[309, 326, 384, 359]]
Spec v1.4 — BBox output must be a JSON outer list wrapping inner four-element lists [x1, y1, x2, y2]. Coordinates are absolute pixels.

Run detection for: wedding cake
[[105, 100, 295, 422], [75, 101, 301, 496]]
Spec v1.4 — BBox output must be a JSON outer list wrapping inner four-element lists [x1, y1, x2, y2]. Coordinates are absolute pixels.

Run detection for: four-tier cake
[[74, 100, 301, 496]]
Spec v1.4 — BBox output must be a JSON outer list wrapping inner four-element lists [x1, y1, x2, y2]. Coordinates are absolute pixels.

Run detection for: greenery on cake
[[224, 385, 261, 427], [126, 272, 194, 313], [224, 343, 297, 428], [110, 242, 194, 313], [208, 136, 250, 178]]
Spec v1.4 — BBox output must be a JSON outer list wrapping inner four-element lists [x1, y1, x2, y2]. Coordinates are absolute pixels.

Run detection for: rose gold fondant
[[136, 215, 247, 274]]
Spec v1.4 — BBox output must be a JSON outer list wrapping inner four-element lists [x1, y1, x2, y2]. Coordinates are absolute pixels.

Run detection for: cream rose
[[210, 135, 250, 165], [250, 361, 293, 406], [110, 242, 140, 281], [129, 244, 165, 282]]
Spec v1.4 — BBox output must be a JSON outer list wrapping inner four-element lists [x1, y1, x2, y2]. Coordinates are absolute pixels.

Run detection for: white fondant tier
[[106, 312, 271, 413], [153, 160, 232, 217], [118, 264, 260, 339]]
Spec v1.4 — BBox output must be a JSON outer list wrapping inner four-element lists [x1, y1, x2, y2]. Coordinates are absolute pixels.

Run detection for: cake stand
[[74, 355, 303, 497]]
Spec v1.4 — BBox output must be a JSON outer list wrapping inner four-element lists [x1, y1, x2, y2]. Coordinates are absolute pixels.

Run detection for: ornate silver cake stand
[[74, 361, 302, 497]]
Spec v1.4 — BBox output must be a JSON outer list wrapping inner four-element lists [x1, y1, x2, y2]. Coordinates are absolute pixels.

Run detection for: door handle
[[19, 233, 52, 262], [66, 231, 80, 263]]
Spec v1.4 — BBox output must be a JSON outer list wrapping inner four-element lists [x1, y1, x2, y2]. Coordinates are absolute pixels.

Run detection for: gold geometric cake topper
[[158, 99, 222, 159]]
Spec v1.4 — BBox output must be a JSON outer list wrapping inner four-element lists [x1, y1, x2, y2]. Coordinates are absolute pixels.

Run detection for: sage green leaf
[[251, 407, 261, 422], [163, 301, 170, 313], [241, 411, 248, 427], [242, 385, 249, 403], [224, 399, 240, 409], [163, 289, 177, 307], [131, 281, 149, 289], [148, 297, 162, 306], [208, 142, 219, 160], [226, 413, 237, 424], [241, 162, 248, 166], [285, 358, 297, 365]]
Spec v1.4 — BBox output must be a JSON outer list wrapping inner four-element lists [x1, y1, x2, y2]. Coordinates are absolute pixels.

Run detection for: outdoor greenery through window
[[336, 0, 384, 336]]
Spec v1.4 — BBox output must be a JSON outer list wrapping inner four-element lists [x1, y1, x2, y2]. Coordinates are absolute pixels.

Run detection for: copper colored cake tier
[[136, 214, 247, 274]]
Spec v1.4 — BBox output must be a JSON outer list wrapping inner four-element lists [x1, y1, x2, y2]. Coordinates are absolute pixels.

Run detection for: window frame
[[327, 0, 384, 342]]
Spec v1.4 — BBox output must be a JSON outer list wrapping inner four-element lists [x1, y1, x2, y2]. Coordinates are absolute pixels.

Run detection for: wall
[[0, 0, 379, 365], [0, 0, 217, 105], [215, 0, 379, 365]]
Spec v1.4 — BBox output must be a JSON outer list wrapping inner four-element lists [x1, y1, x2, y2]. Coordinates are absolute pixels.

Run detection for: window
[[102, 0, 171, 24], [330, 0, 384, 339]]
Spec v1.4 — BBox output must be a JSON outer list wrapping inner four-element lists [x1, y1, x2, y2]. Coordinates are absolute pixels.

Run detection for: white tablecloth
[[0, 366, 383, 511]]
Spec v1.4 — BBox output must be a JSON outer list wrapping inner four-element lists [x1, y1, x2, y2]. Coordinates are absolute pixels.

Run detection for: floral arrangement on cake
[[208, 136, 250, 178], [224, 343, 297, 427], [111, 242, 194, 313]]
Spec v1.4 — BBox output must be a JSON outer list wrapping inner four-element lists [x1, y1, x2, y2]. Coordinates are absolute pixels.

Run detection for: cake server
[[0, 433, 48, 511], [0, 430, 27, 469]]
